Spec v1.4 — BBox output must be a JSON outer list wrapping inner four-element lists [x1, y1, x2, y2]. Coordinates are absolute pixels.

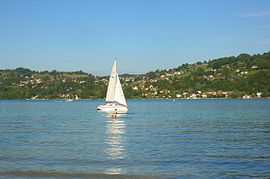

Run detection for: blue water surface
[[0, 99, 270, 178]]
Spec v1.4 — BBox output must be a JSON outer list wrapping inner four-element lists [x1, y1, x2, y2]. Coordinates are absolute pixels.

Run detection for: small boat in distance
[[97, 60, 128, 114]]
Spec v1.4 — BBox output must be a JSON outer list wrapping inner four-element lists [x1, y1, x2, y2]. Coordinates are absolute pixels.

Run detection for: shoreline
[[0, 171, 157, 179], [0, 98, 269, 101]]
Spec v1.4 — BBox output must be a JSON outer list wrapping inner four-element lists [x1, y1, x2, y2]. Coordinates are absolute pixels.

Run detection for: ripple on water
[[0, 99, 270, 178]]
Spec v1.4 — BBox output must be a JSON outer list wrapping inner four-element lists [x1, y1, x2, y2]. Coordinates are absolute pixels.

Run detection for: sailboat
[[97, 60, 128, 114]]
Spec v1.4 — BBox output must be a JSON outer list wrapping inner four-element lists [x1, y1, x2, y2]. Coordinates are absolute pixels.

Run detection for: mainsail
[[105, 60, 127, 106], [105, 61, 117, 102]]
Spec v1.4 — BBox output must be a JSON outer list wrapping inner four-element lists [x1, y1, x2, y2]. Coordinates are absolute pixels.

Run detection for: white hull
[[97, 103, 128, 114]]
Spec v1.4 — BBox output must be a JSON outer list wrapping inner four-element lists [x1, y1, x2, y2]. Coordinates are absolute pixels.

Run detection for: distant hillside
[[0, 51, 270, 99], [0, 69, 105, 99]]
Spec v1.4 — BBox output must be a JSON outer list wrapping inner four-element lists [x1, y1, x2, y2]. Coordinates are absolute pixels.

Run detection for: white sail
[[97, 60, 128, 113], [105, 60, 117, 102], [114, 74, 127, 106]]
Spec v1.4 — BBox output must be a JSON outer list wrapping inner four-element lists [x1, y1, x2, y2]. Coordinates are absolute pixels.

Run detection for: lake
[[0, 99, 270, 178]]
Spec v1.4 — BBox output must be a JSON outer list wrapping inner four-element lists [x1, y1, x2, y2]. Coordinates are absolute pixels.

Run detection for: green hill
[[0, 51, 270, 99]]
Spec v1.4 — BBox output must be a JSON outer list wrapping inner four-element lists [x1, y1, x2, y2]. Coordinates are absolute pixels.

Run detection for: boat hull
[[97, 103, 128, 114]]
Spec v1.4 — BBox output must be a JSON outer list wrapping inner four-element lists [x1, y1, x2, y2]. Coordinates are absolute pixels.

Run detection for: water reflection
[[104, 114, 126, 174], [104, 167, 123, 175], [105, 115, 126, 160]]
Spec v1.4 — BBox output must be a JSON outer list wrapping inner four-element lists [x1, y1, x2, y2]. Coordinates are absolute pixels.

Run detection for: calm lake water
[[0, 99, 270, 178]]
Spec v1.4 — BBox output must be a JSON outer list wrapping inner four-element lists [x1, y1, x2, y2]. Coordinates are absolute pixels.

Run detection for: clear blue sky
[[0, 0, 269, 75]]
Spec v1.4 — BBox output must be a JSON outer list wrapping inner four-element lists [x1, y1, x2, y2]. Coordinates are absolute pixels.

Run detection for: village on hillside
[[0, 52, 269, 100]]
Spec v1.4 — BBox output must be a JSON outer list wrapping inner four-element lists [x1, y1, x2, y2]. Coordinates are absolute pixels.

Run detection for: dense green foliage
[[0, 69, 106, 99], [0, 51, 270, 99]]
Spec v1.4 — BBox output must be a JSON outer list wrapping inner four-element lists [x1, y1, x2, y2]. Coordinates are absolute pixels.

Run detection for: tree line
[[0, 51, 269, 99]]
